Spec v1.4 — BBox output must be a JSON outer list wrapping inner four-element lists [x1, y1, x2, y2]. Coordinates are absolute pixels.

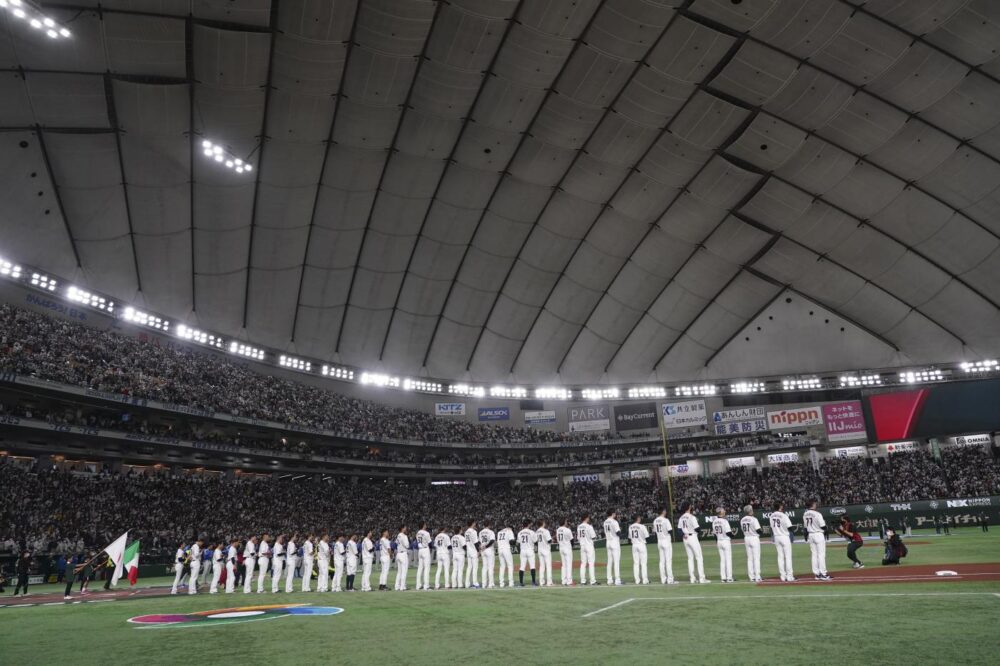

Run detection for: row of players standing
[[169, 499, 848, 595]]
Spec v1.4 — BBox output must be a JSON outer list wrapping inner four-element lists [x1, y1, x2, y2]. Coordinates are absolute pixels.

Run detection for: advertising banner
[[867, 378, 1000, 441], [834, 446, 867, 458], [434, 402, 465, 416], [823, 400, 867, 442], [667, 463, 691, 477], [885, 441, 917, 453], [661, 400, 707, 427], [569, 405, 610, 432], [767, 406, 823, 430], [524, 410, 556, 425], [613, 402, 657, 431], [767, 452, 799, 464], [726, 456, 756, 468], [477, 406, 510, 422], [950, 434, 991, 447], [713, 407, 766, 424], [713, 418, 768, 436], [572, 474, 599, 483]]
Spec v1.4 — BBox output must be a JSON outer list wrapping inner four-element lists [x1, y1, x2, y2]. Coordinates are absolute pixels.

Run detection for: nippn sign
[[767, 406, 823, 430]]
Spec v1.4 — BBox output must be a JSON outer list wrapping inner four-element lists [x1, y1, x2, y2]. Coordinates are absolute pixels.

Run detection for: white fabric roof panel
[[4, 0, 1000, 384]]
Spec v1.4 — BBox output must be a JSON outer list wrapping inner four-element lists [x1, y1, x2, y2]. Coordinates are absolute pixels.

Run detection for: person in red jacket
[[837, 516, 865, 569]]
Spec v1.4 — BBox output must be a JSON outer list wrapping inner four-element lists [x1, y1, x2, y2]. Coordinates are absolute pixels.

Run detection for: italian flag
[[123, 540, 141, 585]]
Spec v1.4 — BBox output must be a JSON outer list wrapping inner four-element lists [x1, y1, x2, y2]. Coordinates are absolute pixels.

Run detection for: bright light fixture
[[176, 324, 224, 349], [781, 377, 822, 391], [322, 365, 355, 381], [279, 355, 311, 372], [448, 384, 485, 398], [122, 306, 169, 331], [199, 139, 253, 174], [535, 387, 571, 400], [229, 341, 265, 361], [582, 388, 619, 400], [675, 384, 716, 397], [960, 360, 998, 374], [729, 381, 765, 393], [360, 372, 399, 388], [1, 0, 72, 38], [0, 258, 22, 279], [490, 386, 527, 399], [628, 386, 667, 399], [403, 378, 442, 392], [66, 285, 114, 312], [30, 272, 56, 291], [899, 369, 943, 384], [839, 374, 881, 387]]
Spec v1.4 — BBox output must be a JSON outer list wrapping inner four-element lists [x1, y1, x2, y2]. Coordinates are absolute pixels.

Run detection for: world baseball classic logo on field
[[128, 604, 343, 628]]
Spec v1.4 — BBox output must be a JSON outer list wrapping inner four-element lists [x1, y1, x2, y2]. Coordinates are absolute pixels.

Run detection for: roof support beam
[[103, 74, 143, 293], [34, 129, 82, 268]]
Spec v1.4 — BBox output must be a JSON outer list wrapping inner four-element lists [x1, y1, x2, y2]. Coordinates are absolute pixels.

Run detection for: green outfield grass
[[3, 530, 998, 665]]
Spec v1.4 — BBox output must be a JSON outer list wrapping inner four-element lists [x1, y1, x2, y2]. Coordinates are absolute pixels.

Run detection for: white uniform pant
[[632, 545, 648, 584], [171, 563, 184, 593], [519, 550, 536, 572], [481, 549, 495, 587], [498, 550, 514, 587], [451, 553, 465, 589], [256, 557, 270, 593], [744, 537, 761, 581], [538, 548, 552, 585], [202, 560, 213, 584], [332, 557, 344, 591], [394, 552, 409, 590], [717, 540, 733, 580], [416, 549, 431, 589], [317, 559, 330, 592], [379, 557, 391, 587], [808, 533, 827, 575], [285, 556, 297, 592], [243, 557, 256, 593], [361, 558, 373, 590], [606, 543, 621, 584], [657, 540, 674, 583], [225, 562, 236, 593], [270, 558, 284, 593], [774, 535, 793, 580], [301, 556, 313, 592], [580, 544, 596, 584], [435, 554, 451, 588], [559, 546, 573, 584], [188, 562, 200, 594], [346, 557, 358, 576], [683, 537, 706, 582], [210, 562, 222, 593], [465, 551, 479, 587]]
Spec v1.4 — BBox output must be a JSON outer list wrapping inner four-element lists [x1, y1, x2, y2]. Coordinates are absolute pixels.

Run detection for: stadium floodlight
[[279, 355, 311, 372], [199, 139, 253, 174], [448, 383, 486, 398], [1, 0, 72, 39], [628, 386, 667, 399], [675, 384, 716, 397], [403, 378, 442, 392], [581, 388, 619, 400], [534, 387, 571, 400], [122, 306, 169, 332], [899, 369, 943, 384], [176, 324, 224, 349], [0, 257, 22, 279], [321, 364, 354, 381], [729, 381, 765, 394], [839, 374, 882, 387], [66, 286, 114, 313], [360, 372, 399, 388], [490, 386, 527, 399], [229, 341, 265, 361], [29, 272, 57, 291], [781, 377, 822, 391], [960, 360, 998, 374]]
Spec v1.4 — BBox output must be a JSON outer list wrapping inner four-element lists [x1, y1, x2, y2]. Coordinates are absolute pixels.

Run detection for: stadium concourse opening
[[3, 0, 1000, 662]]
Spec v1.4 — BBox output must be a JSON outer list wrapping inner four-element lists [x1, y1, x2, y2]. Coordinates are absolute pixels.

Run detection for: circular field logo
[[128, 604, 343, 628]]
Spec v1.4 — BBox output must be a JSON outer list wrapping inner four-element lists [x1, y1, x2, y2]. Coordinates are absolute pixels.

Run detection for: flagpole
[[659, 419, 675, 518]]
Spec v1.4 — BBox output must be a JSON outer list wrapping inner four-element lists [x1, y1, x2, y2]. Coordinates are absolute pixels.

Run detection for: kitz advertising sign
[[434, 403, 465, 416], [613, 402, 657, 431], [569, 405, 610, 432]]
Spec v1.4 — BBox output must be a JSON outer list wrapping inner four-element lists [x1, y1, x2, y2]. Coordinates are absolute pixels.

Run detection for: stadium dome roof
[[2, 0, 1000, 386]]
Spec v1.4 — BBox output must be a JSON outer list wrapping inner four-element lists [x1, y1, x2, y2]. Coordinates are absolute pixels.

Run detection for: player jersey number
[[520, 535, 529, 543], [771, 517, 781, 531], [629, 527, 642, 539], [713, 524, 724, 535], [805, 516, 815, 529]]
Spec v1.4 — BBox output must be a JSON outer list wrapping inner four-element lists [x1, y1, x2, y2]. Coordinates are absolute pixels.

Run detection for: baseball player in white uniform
[[346, 535, 359, 591], [603, 510, 623, 586], [301, 535, 315, 592], [577, 514, 598, 585], [678, 502, 709, 584], [332, 536, 346, 591], [225, 540, 238, 593], [170, 543, 186, 594], [769, 501, 796, 582], [451, 528, 466, 589], [434, 528, 451, 589], [536, 521, 553, 587], [269, 536, 285, 593], [712, 509, 734, 582], [517, 521, 538, 587], [497, 526, 515, 588], [556, 519, 574, 585], [479, 522, 496, 589], [317, 534, 331, 592], [464, 522, 480, 589], [740, 506, 763, 582], [284, 535, 298, 593], [804, 499, 832, 580], [242, 537, 257, 594], [415, 523, 433, 591], [256, 536, 271, 593], [188, 540, 202, 594], [210, 543, 223, 593], [378, 530, 392, 591], [394, 526, 410, 591], [361, 531, 375, 591], [629, 516, 650, 585], [652, 509, 675, 584]]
